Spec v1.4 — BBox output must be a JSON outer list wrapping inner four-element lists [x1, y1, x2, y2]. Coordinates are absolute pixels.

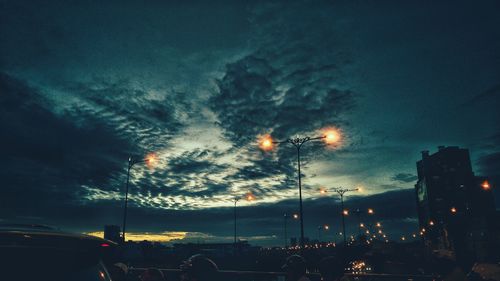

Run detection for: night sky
[[1, 0, 499, 245]]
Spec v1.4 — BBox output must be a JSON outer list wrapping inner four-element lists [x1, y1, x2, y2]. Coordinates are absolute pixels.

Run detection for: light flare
[[258, 134, 274, 151], [321, 127, 341, 145]]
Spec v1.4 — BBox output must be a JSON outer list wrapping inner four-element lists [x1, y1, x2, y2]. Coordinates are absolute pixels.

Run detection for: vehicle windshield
[[2, 248, 110, 281]]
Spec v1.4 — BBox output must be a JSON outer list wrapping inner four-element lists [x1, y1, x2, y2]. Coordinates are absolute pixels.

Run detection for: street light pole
[[234, 198, 239, 245], [259, 129, 340, 250], [122, 158, 133, 243], [278, 136, 325, 250], [332, 187, 358, 246], [356, 208, 361, 237], [284, 213, 288, 248], [122, 156, 153, 242]]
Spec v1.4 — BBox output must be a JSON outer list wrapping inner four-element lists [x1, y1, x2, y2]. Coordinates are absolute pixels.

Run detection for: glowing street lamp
[[329, 187, 359, 246], [429, 220, 435, 226], [258, 128, 341, 250], [368, 208, 374, 215], [234, 193, 256, 245], [122, 154, 156, 242], [318, 225, 330, 242], [376, 222, 382, 228], [450, 207, 457, 214], [293, 213, 299, 219]]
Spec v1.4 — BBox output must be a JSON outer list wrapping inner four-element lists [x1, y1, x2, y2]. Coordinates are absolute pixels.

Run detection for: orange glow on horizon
[[86, 231, 187, 242], [319, 188, 327, 195], [259, 134, 274, 151]]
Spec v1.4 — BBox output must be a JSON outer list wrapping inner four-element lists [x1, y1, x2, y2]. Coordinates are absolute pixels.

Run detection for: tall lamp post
[[332, 187, 359, 245], [284, 213, 289, 248], [234, 197, 239, 245], [234, 193, 255, 248], [122, 155, 155, 242], [259, 129, 339, 250]]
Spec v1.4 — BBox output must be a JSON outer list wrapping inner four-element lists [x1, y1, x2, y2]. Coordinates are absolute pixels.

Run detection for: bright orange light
[[360, 223, 365, 228], [246, 193, 255, 201], [145, 153, 157, 167], [429, 220, 434, 226], [376, 222, 381, 227], [319, 188, 327, 195], [259, 134, 274, 151], [322, 128, 340, 144], [343, 210, 349, 216], [368, 208, 374, 214], [481, 181, 491, 190], [450, 207, 457, 213]]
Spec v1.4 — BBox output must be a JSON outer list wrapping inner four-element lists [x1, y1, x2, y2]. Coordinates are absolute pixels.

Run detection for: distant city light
[[368, 208, 374, 214], [343, 210, 349, 216], [450, 207, 457, 214], [481, 181, 491, 190]]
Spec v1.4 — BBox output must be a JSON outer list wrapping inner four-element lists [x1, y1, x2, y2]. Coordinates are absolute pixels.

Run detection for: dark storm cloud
[[211, 2, 355, 135], [0, 73, 133, 219], [63, 81, 187, 151], [391, 173, 418, 184], [167, 149, 228, 175]]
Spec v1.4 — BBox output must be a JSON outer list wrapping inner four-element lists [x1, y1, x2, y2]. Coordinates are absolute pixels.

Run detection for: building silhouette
[[415, 146, 498, 263], [415, 146, 498, 264]]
